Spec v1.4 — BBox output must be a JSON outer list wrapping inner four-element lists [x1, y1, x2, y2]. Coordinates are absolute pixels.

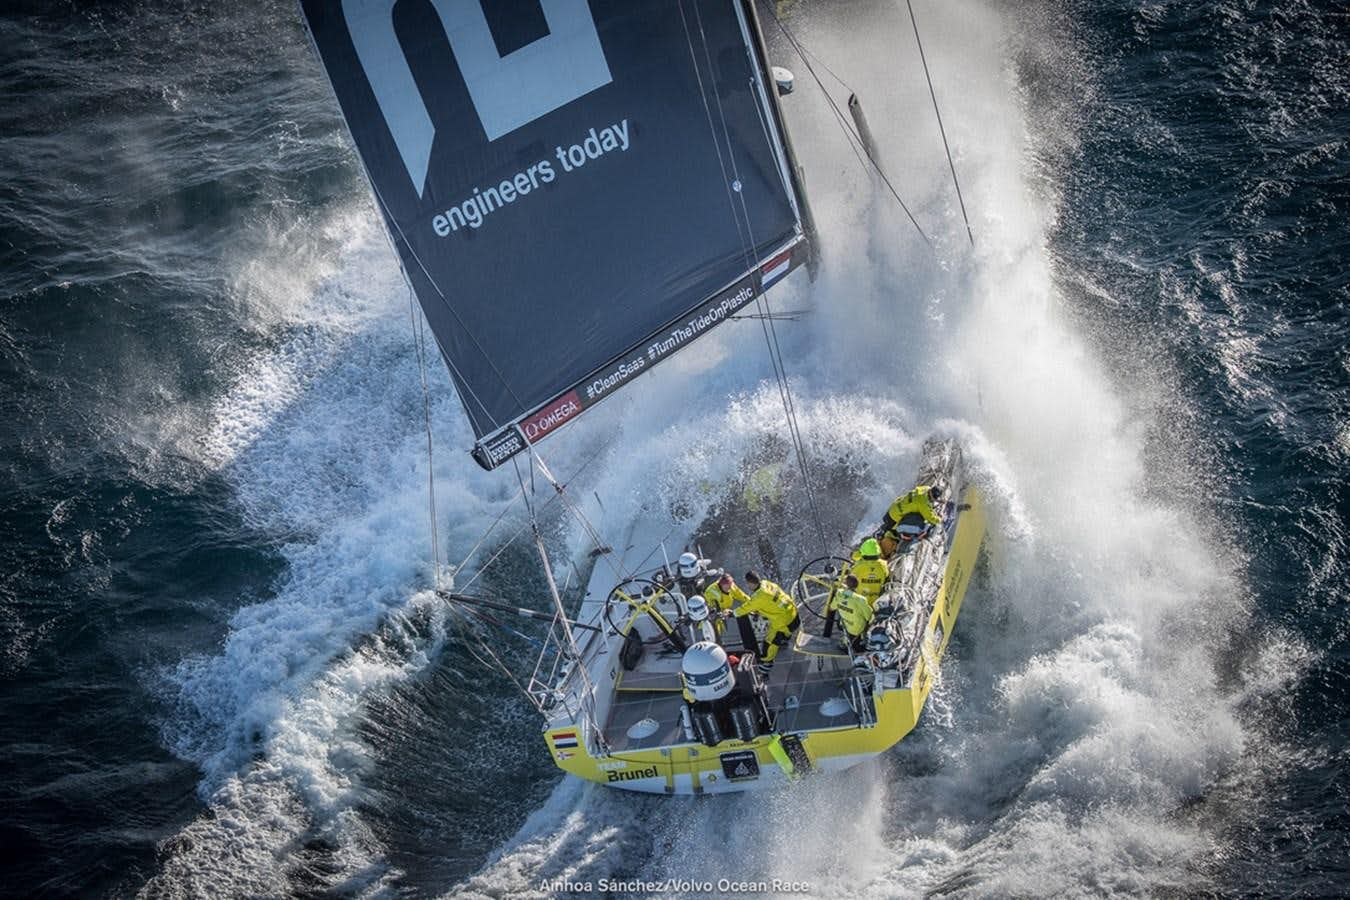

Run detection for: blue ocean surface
[[0, 1, 1344, 896]]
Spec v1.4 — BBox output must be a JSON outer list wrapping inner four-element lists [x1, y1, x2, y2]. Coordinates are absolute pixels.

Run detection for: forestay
[[300, 0, 811, 468]]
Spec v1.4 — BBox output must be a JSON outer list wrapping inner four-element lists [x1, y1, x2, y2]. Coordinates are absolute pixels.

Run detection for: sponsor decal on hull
[[719, 749, 760, 782], [606, 765, 660, 783]]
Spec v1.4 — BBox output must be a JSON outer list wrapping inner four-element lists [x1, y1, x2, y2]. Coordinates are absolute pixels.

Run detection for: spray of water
[[452, 2, 1301, 897], [143, 2, 1307, 896]]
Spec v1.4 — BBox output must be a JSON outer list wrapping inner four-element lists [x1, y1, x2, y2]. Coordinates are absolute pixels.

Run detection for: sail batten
[[300, 0, 810, 468]]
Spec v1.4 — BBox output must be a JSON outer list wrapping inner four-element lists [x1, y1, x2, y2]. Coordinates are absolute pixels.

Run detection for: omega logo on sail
[[520, 391, 582, 440]]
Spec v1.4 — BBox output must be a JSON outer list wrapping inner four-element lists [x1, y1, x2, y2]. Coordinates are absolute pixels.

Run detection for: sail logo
[[474, 428, 525, 469], [343, 0, 613, 196], [520, 391, 581, 440]]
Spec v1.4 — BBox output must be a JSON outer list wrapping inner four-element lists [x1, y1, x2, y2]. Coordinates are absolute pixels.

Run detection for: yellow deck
[[543, 485, 986, 794]]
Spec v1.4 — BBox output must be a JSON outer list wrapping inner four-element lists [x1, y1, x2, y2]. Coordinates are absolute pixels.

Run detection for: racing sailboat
[[299, 0, 984, 793]]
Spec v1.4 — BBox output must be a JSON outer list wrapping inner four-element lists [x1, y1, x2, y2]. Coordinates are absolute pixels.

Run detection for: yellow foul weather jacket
[[849, 558, 889, 601], [827, 588, 874, 637], [732, 580, 797, 630], [886, 485, 940, 528], [704, 582, 750, 615]]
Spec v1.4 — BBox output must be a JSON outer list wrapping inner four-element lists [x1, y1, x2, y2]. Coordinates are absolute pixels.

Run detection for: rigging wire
[[765, 7, 933, 249], [369, 186, 508, 437], [727, 309, 806, 322], [511, 451, 607, 733], [906, 0, 975, 247], [512, 455, 536, 521], [792, 33, 854, 96], [450, 481, 524, 576], [459, 620, 535, 703], [679, 0, 830, 556], [736, 29, 835, 558], [369, 149, 625, 722], [453, 448, 604, 596], [373, 169, 633, 595], [407, 285, 442, 582], [458, 602, 546, 650], [436, 454, 611, 718]]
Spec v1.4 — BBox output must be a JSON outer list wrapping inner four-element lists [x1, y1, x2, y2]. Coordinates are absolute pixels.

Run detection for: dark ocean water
[[1047, 3, 1348, 893], [1, 1, 1346, 897]]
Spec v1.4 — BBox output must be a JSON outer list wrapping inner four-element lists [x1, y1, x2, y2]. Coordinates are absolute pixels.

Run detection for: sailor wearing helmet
[[670, 550, 722, 600], [848, 538, 890, 602], [681, 594, 718, 646]]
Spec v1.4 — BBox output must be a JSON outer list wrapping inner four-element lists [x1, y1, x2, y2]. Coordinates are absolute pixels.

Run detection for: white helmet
[[677, 552, 703, 579], [681, 641, 735, 702], [686, 596, 710, 622]]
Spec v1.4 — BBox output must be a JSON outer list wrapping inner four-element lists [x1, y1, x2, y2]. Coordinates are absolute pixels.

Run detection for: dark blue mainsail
[[300, 0, 809, 468]]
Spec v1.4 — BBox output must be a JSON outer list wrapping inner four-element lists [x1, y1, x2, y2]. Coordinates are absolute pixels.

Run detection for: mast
[[738, 0, 819, 279], [523, 459, 605, 745]]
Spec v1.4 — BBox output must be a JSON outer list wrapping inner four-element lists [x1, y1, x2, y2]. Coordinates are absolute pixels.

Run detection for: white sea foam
[[147, 207, 529, 894], [149, 1, 1295, 896], [455, 1, 1281, 897]]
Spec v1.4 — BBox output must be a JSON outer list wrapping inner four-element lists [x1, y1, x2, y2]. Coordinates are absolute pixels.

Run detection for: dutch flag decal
[[760, 248, 793, 287], [552, 731, 579, 749]]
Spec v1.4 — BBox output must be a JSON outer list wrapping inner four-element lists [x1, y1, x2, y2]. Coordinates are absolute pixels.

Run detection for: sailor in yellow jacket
[[848, 538, 889, 602], [704, 572, 750, 637], [727, 570, 799, 673], [879, 484, 944, 554], [826, 574, 875, 652]]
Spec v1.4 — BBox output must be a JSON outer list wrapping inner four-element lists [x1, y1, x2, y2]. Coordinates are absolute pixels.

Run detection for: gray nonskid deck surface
[[765, 651, 864, 733], [602, 642, 871, 752]]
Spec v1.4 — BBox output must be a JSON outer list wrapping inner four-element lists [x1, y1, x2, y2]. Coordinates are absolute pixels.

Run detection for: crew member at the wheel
[[725, 571, 799, 676], [679, 641, 766, 745], [670, 551, 721, 600], [827, 574, 875, 653]]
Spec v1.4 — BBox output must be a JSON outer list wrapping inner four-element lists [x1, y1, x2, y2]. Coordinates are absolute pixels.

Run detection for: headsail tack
[[300, 0, 811, 468]]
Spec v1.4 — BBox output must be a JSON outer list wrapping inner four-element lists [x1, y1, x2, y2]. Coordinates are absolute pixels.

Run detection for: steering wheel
[[791, 555, 853, 621], [604, 577, 682, 645]]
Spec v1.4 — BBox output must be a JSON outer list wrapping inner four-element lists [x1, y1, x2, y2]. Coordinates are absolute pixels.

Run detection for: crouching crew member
[[879, 484, 944, 555], [849, 538, 890, 602], [704, 572, 749, 639], [728, 571, 799, 675], [827, 574, 875, 653], [679, 642, 765, 745]]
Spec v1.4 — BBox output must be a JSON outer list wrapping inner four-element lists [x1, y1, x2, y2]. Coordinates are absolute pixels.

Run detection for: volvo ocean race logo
[[342, 0, 612, 196]]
